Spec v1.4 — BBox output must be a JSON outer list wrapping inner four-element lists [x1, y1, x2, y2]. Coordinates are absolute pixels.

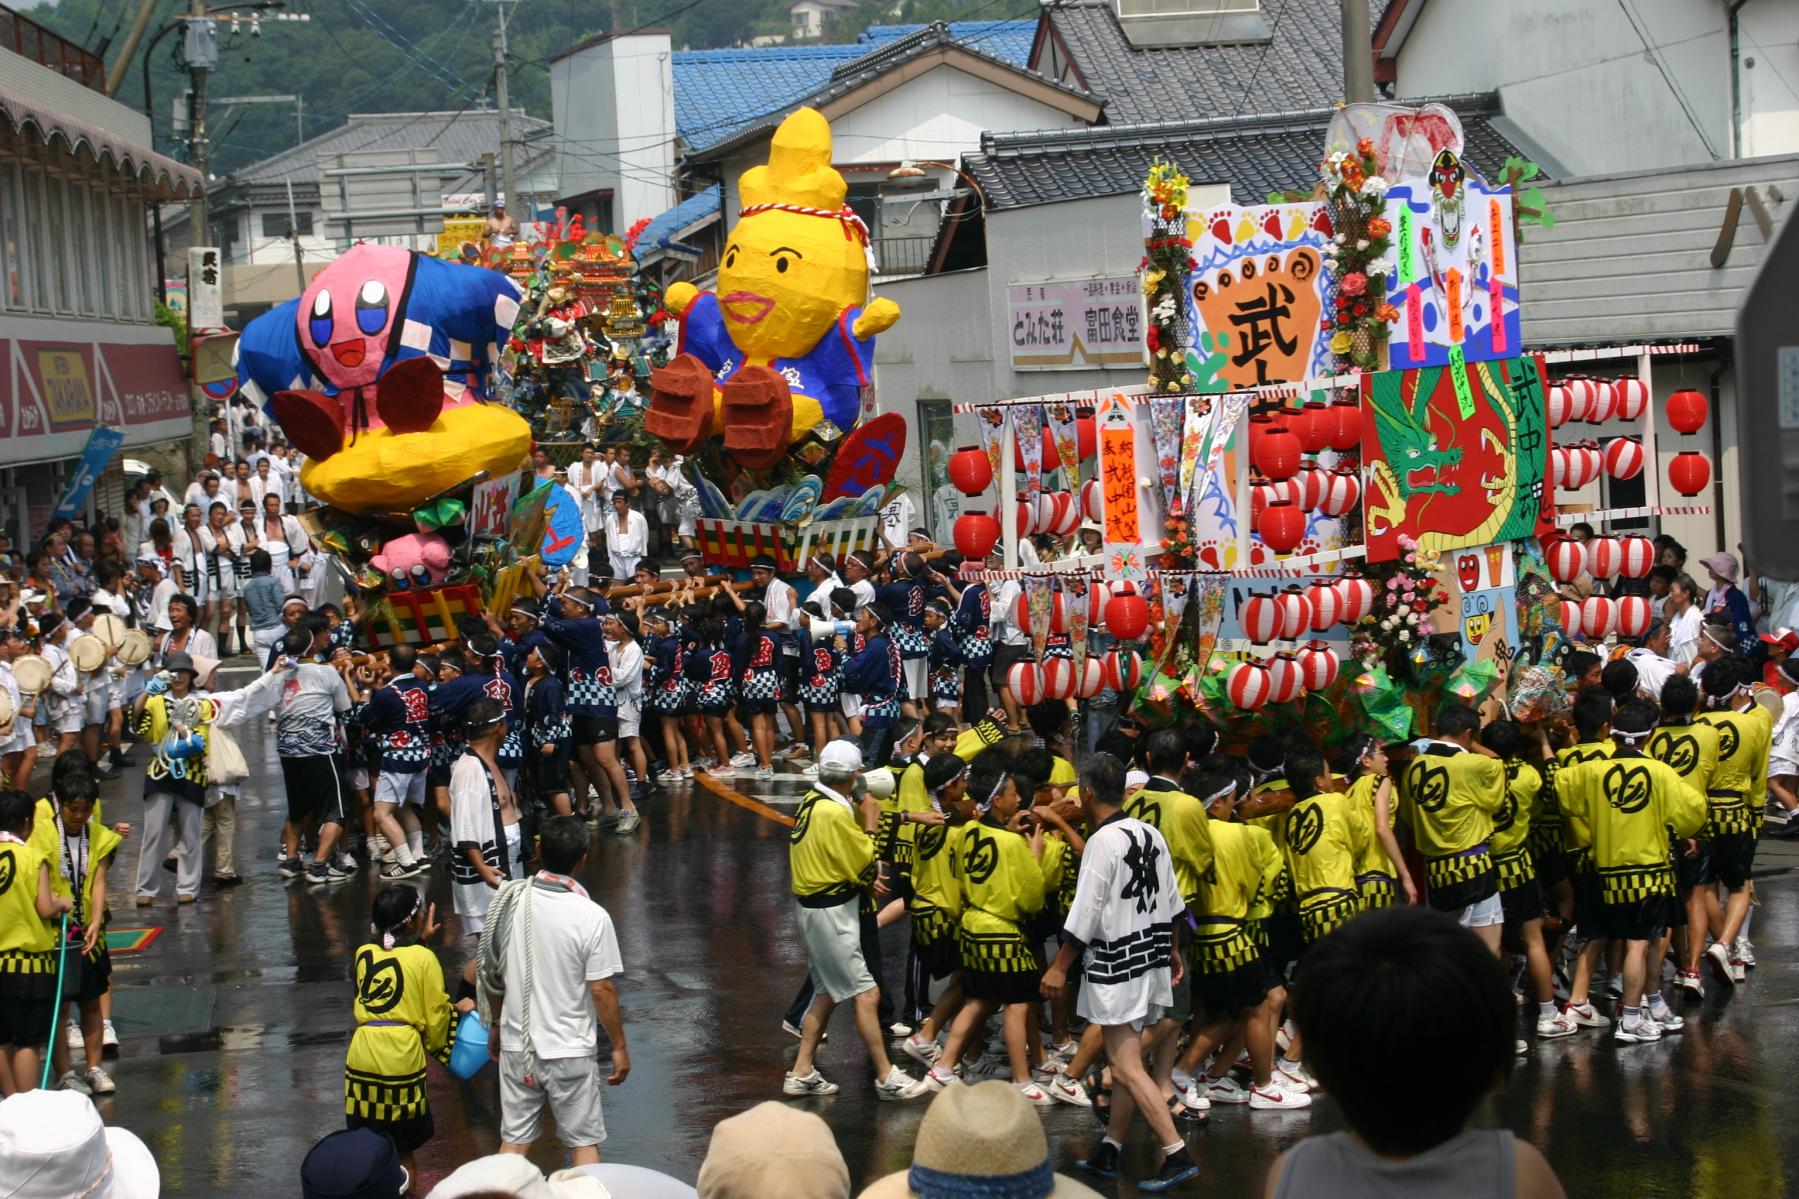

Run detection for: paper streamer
[[1017, 402, 1047, 497], [1149, 397, 1185, 515], [1179, 396, 1211, 513], [1047, 399, 1083, 490], [1068, 575, 1090, 678], [977, 405, 1010, 497], [1024, 573, 1053, 660], [1097, 392, 1144, 583]]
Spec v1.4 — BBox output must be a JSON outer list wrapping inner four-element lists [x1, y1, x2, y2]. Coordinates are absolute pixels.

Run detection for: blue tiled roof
[[672, 19, 1038, 151], [636, 183, 721, 251]]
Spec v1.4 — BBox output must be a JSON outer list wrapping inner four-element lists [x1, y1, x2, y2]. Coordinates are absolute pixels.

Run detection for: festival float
[[948, 101, 1710, 744]]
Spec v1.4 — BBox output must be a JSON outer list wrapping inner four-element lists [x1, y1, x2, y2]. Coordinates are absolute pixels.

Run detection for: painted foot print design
[[1196, 538, 1235, 571], [1191, 248, 1324, 388]]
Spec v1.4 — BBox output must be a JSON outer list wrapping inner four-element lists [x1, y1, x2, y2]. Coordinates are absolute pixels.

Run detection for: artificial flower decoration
[[1320, 138, 1399, 370]]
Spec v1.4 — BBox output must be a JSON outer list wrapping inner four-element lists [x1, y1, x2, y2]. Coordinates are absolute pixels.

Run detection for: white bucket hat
[[429, 1154, 610, 1199], [0, 1090, 160, 1198]]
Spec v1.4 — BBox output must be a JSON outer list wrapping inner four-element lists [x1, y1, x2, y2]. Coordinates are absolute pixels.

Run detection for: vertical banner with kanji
[[1098, 391, 1144, 583]]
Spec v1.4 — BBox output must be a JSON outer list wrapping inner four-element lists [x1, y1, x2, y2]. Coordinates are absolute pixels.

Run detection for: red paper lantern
[[1559, 600, 1584, 638], [1669, 451, 1711, 496], [1257, 501, 1306, 554], [1013, 591, 1069, 636], [1613, 377, 1649, 422], [1227, 661, 1272, 710], [1106, 584, 1151, 641], [1336, 573, 1375, 623], [953, 512, 1000, 560], [1616, 595, 1652, 639], [1241, 593, 1281, 644], [1007, 661, 1045, 706], [1319, 468, 1361, 516], [1602, 437, 1644, 481], [1547, 538, 1587, 583], [1075, 656, 1106, 700], [948, 446, 993, 496], [1296, 400, 1333, 454], [1298, 641, 1340, 691], [1040, 656, 1076, 701], [1250, 481, 1282, 522], [1586, 378, 1619, 424], [1329, 399, 1362, 451], [1074, 416, 1097, 462], [1081, 479, 1103, 523], [1293, 462, 1327, 511], [1619, 536, 1655, 579], [1250, 419, 1302, 481], [1103, 649, 1142, 693], [1266, 654, 1304, 705], [1547, 383, 1571, 429], [1666, 389, 1709, 435], [1581, 596, 1616, 639], [1306, 580, 1342, 631], [1586, 537, 1621, 581], [1275, 586, 1312, 641]]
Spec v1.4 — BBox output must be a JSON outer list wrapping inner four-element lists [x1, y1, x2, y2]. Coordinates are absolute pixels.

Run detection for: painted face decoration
[[299, 246, 412, 390], [1430, 149, 1465, 202]]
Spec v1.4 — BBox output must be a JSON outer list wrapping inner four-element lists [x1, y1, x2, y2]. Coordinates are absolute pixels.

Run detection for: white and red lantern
[[1566, 378, 1598, 423], [1586, 537, 1621, 581], [1335, 573, 1375, 624], [1547, 383, 1571, 429], [1292, 462, 1328, 511], [1081, 479, 1103, 523], [1012, 501, 1037, 539], [1040, 655, 1076, 701], [1227, 660, 1272, 710], [1266, 654, 1304, 705], [1319, 468, 1361, 517], [1275, 587, 1312, 641], [1075, 656, 1107, 700], [1615, 595, 1652, 640], [1241, 593, 1281, 644], [1602, 437, 1644, 481], [1548, 447, 1569, 490], [1086, 581, 1109, 627], [1586, 378, 1618, 424], [1298, 641, 1340, 691], [1612, 377, 1649, 422], [1250, 481, 1282, 522], [1306, 580, 1342, 631], [1103, 649, 1142, 693], [1547, 538, 1587, 584], [1559, 600, 1584, 638], [1048, 492, 1081, 537], [1619, 536, 1655, 580], [1007, 661, 1045, 706], [1581, 596, 1616, 639]]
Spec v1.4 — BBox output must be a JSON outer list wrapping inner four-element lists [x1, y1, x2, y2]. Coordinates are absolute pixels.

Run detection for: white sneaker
[[102, 1019, 118, 1050], [1046, 1039, 1077, 1062], [966, 1050, 1010, 1080], [1274, 1061, 1314, 1092], [1733, 935, 1756, 968], [1204, 1075, 1250, 1104], [1730, 960, 1746, 984], [1563, 1001, 1609, 1028], [888, 1021, 915, 1039], [800, 763, 819, 778], [752, 765, 775, 781], [1179, 1082, 1210, 1113], [1536, 1011, 1579, 1039], [729, 751, 757, 768], [1603, 973, 1624, 1000], [1013, 1080, 1056, 1107], [1515, 1039, 1529, 1056], [85, 1066, 115, 1095], [58, 1070, 92, 1096], [783, 1069, 839, 1097], [1676, 970, 1705, 999], [1046, 1073, 1091, 1107], [708, 764, 736, 779], [923, 1066, 961, 1092], [67, 1019, 84, 1050], [1031, 1057, 1066, 1081], [901, 1032, 941, 1067], [1613, 1018, 1663, 1044], [1248, 1080, 1311, 1110], [1705, 941, 1736, 986], [1646, 1002, 1684, 1033], [874, 1065, 931, 1102]]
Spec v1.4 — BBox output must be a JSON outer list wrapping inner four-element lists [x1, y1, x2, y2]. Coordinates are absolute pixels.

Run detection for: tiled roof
[[687, 22, 1097, 162], [635, 183, 722, 251], [1043, 0, 1344, 125], [672, 19, 1038, 152], [230, 109, 548, 186], [964, 93, 1540, 210]]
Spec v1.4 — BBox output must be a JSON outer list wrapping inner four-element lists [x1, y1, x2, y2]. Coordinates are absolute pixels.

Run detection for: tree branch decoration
[[1141, 160, 1197, 394], [1321, 140, 1398, 370]]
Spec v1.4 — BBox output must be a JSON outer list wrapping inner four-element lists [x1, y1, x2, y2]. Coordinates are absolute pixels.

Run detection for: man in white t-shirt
[[480, 815, 629, 1166]]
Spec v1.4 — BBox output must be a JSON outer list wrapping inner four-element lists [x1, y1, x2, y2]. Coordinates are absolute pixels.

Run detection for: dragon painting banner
[[1359, 354, 1551, 563]]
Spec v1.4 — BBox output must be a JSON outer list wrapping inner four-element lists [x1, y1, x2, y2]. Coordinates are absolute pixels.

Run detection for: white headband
[[371, 889, 421, 950], [978, 771, 1008, 814]]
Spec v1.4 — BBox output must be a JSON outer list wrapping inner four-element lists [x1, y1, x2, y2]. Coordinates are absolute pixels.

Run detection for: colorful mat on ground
[[105, 927, 163, 954]]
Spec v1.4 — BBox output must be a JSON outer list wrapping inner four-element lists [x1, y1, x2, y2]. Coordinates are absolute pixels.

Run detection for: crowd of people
[[0, 438, 1794, 1197]]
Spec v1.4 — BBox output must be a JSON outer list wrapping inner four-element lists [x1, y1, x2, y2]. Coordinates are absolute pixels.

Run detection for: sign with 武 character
[[1184, 202, 1337, 388]]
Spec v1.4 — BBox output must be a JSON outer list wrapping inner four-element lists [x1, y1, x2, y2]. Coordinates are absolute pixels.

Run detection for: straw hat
[[859, 1082, 1103, 1199], [697, 1102, 848, 1199]]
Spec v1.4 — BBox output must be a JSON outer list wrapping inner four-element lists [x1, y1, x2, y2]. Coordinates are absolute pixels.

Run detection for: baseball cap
[[1759, 627, 1799, 653], [300, 1128, 406, 1199], [816, 739, 863, 774], [698, 1102, 848, 1199]]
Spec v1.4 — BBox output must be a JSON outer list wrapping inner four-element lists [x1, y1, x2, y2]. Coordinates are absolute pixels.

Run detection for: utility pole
[[284, 176, 307, 293], [1340, 0, 1375, 103], [105, 0, 163, 96], [184, 1, 220, 248], [488, 0, 518, 210]]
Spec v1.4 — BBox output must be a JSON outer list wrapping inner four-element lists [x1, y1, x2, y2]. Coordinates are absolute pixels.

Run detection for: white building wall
[[1395, 0, 1799, 174], [551, 32, 675, 231]]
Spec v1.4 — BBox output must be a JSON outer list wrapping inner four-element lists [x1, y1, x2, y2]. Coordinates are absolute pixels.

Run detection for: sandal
[[1082, 1066, 1112, 1126], [1168, 1092, 1209, 1125]]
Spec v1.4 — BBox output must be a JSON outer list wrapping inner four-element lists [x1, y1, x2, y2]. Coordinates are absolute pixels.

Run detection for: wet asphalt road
[[70, 679, 1799, 1196]]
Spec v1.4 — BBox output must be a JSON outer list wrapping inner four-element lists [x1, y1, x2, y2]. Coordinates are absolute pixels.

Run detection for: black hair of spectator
[[540, 815, 590, 874]]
